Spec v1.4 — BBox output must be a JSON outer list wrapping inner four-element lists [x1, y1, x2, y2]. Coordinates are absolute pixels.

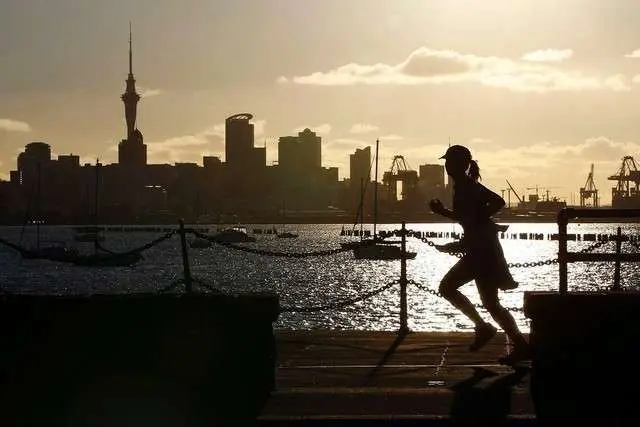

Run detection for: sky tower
[[121, 22, 140, 140]]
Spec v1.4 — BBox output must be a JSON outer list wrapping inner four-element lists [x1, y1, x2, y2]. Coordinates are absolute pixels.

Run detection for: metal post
[[399, 221, 409, 335], [179, 220, 193, 293], [613, 226, 622, 291], [558, 209, 568, 294]]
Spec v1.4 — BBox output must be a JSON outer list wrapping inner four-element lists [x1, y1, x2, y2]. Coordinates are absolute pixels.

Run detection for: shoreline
[[1, 215, 637, 227]]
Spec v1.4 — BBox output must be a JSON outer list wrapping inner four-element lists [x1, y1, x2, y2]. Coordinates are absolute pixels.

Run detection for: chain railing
[[409, 279, 524, 313], [279, 280, 399, 313], [404, 229, 612, 268], [4, 215, 638, 333], [189, 229, 353, 258]]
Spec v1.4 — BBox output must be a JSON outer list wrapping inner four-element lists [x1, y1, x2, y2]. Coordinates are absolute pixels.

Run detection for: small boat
[[276, 201, 299, 239], [22, 243, 79, 262], [212, 226, 256, 243], [353, 242, 417, 260]]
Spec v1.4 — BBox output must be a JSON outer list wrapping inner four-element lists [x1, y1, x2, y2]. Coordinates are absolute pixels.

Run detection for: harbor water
[[1, 222, 639, 332]]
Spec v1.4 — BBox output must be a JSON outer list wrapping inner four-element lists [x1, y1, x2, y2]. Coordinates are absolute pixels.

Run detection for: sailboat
[[340, 177, 370, 249], [277, 201, 298, 239], [73, 160, 143, 267], [351, 139, 417, 260], [21, 162, 78, 261]]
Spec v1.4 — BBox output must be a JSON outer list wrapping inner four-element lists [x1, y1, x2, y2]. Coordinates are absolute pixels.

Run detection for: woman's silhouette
[[429, 145, 531, 364]]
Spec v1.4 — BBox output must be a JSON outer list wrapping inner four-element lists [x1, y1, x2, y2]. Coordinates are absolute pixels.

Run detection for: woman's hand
[[429, 198, 445, 215]]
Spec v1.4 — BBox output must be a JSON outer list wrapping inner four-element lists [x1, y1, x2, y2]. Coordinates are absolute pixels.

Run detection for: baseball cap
[[439, 144, 471, 161]]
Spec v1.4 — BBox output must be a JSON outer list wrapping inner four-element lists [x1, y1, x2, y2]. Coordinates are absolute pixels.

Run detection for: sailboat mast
[[359, 177, 364, 241], [94, 159, 100, 254], [36, 162, 41, 251], [373, 138, 379, 239]]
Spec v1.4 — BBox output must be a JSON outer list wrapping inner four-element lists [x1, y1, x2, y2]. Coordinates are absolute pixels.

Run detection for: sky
[[2, 0, 640, 205]]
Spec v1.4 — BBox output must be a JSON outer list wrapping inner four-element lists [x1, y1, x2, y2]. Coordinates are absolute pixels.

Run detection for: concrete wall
[[0, 293, 279, 426], [525, 291, 640, 424]]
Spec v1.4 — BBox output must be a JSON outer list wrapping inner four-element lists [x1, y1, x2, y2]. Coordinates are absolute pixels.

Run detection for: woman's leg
[[439, 258, 485, 327], [477, 285, 529, 350]]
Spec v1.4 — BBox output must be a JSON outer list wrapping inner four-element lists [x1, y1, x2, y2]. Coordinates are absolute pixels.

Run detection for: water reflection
[[0, 222, 639, 332]]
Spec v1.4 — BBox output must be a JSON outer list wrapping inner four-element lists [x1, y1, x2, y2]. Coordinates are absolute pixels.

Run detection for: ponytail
[[467, 160, 481, 181]]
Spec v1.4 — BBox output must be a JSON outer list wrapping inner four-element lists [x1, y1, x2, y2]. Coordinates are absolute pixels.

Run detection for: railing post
[[179, 219, 193, 293], [613, 226, 622, 291], [399, 221, 409, 335], [558, 209, 568, 294]]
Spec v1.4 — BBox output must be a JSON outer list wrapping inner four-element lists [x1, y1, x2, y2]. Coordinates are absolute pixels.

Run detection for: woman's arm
[[429, 198, 458, 221], [479, 185, 506, 217]]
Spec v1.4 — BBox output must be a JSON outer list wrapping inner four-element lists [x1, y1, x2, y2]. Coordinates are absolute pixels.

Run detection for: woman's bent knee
[[439, 278, 459, 298]]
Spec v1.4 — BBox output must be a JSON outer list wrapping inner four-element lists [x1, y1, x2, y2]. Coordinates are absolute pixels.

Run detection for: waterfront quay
[[259, 330, 535, 426], [1, 208, 639, 426]]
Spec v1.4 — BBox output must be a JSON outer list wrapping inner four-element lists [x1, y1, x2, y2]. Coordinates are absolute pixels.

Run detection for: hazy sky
[[2, 0, 640, 205]]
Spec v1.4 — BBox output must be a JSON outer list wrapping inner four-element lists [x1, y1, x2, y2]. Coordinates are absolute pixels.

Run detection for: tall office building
[[419, 164, 445, 188], [349, 146, 372, 190]]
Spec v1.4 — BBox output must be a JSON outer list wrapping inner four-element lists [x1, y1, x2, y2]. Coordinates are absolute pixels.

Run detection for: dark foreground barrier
[[0, 292, 279, 426], [525, 291, 640, 425]]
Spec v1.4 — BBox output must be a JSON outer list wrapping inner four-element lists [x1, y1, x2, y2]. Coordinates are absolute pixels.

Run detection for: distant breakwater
[[69, 224, 640, 242]]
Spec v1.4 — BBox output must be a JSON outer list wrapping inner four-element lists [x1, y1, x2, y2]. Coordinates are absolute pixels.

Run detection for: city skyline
[[3, 1, 640, 204]]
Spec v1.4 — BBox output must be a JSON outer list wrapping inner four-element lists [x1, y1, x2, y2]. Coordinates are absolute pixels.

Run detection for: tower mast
[[121, 22, 140, 140]]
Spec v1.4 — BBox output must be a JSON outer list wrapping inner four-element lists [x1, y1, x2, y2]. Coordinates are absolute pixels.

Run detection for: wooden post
[[399, 221, 409, 335], [613, 226, 622, 291], [179, 220, 193, 293]]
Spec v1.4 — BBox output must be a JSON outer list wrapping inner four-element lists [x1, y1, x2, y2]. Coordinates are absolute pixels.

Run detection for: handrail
[[557, 207, 640, 294]]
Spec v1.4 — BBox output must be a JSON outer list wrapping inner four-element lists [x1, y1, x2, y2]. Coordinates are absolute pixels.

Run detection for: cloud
[[380, 134, 403, 141], [280, 46, 628, 93], [0, 118, 31, 132], [625, 49, 640, 58], [632, 75, 640, 84], [144, 119, 268, 164], [467, 137, 493, 145], [349, 123, 380, 134], [138, 87, 164, 98], [521, 49, 573, 63], [146, 124, 225, 164], [293, 124, 332, 135], [604, 74, 631, 91]]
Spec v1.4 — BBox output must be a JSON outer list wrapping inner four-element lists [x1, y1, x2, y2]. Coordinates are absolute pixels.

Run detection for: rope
[[280, 280, 398, 313]]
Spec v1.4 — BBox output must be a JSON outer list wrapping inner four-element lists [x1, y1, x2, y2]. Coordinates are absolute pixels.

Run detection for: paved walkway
[[259, 330, 535, 424]]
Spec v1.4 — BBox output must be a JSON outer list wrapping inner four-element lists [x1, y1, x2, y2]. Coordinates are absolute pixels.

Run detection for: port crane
[[607, 156, 640, 208], [505, 180, 524, 208], [579, 164, 599, 207], [382, 155, 418, 202]]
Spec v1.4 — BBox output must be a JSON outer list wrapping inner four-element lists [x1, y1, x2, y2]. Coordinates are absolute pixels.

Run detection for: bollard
[[179, 219, 193, 293], [613, 227, 622, 291], [399, 222, 409, 335]]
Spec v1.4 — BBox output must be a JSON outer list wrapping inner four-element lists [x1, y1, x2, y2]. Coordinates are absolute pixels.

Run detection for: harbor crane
[[579, 164, 599, 207], [607, 156, 640, 208], [382, 155, 419, 202], [505, 179, 524, 208]]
